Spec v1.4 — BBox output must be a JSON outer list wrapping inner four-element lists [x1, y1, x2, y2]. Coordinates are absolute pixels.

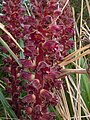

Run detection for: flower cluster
[[0, 0, 74, 119]]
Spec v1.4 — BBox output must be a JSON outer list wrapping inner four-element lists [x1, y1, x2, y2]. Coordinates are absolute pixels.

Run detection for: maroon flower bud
[[50, 96, 58, 106], [33, 104, 42, 115], [31, 79, 42, 91], [20, 71, 31, 81], [31, 104, 42, 120], [36, 61, 50, 74], [40, 89, 52, 102], [40, 112, 56, 120], [3, 77, 11, 85], [26, 79, 42, 94], [24, 42, 37, 59], [16, 73, 21, 78], [25, 107, 32, 115], [22, 94, 36, 104], [20, 59, 34, 69]]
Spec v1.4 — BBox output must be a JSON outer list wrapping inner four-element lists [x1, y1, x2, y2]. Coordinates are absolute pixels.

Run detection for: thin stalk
[[60, 85, 71, 120], [78, 0, 84, 118], [59, 49, 90, 67], [68, 75, 90, 116], [61, 0, 70, 14], [0, 83, 5, 89], [24, 2, 31, 16], [58, 43, 90, 65], [71, 115, 90, 120], [72, 8, 79, 118], [59, 69, 88, 78], [65, 76, 77, 120]]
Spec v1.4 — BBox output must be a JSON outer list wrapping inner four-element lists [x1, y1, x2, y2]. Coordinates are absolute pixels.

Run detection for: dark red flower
[[36, 61, 50, 74], [20, 71, 31, 81], [26, 79, 42, 94], [22, 94, 36, 104], [25, 107, 32, 115], [20, 59, 35, 70], [40, 89, 52, 103]]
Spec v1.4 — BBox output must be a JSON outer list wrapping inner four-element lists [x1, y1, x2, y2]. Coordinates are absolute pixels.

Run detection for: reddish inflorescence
[[0, 0, 74, 119]]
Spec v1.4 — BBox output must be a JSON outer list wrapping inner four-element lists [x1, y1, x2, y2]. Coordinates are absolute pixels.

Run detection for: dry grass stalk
[[59, 69, 89, 78], [67, 76, 90, 120], [57, 43, 90, 67], [0, 23, 24, 52], [61, 0, 70, 14], [56, 86, 71, 120], [61, 85, 71, 120], [65, 76, 77, 120], [59, 49, 90, 67], [68, 76, 90, 118]]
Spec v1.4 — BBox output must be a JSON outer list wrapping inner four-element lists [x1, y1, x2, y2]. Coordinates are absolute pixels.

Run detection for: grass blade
[[0, 37, 22, 67], [0, 91, 18, 119], [81, 74, 90, 111]]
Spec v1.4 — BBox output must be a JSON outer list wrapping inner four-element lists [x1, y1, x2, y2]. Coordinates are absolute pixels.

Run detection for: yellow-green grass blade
[[19, 39, 25, 59], [81, 74, 90, 111], [0, 37, 22, 67]]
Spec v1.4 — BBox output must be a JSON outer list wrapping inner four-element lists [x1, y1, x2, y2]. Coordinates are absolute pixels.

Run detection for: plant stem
[[59, 69, 89, 78]]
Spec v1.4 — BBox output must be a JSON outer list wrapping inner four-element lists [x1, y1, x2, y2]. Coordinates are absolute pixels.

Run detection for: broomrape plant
[[0, 0, 74, 119]]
